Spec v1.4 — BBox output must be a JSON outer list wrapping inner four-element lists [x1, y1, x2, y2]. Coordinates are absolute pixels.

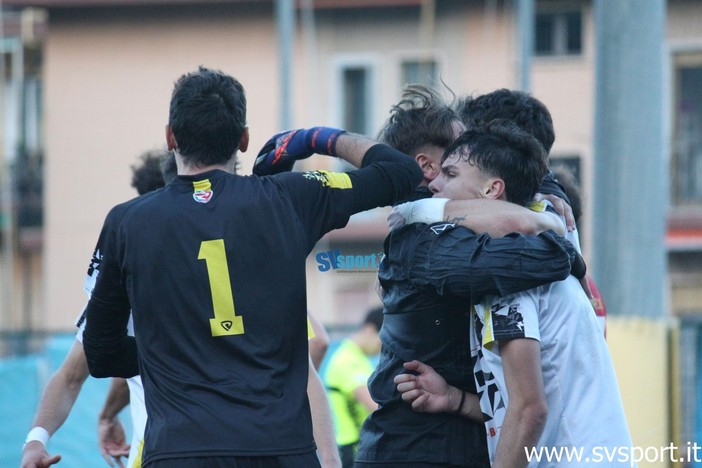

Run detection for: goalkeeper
[[82, 66, 422, 468]]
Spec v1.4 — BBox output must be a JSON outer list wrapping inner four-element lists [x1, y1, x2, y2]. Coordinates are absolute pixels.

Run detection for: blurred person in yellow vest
[[324, 307, 383, 468]]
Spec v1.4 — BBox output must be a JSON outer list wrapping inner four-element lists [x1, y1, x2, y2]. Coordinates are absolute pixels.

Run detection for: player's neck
[[177, 154, 237, 176]]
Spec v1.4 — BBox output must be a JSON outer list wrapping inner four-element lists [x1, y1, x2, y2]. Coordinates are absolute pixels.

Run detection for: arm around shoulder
[[346, 142, 422, 212], [409, 226, 574, 299], [443, 199, 565, 237]]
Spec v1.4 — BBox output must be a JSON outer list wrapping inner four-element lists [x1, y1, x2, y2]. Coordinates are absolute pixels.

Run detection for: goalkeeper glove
[[253, 126, 346, 176]]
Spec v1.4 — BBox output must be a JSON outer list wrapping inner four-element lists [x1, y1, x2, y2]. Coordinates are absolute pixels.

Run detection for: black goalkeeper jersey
[[82, 145, 421, 465], [357, 223, 577, 466]]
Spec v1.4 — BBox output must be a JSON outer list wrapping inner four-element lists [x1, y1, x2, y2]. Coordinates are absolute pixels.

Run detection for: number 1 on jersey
[[198, 239, 244, 337]]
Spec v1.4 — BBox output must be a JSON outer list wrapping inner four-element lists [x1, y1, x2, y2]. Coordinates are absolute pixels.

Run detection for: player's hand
[[541, 232, 587, 279], [580, 275, 594, 301], [21, 441, 61, 468], [98, 416, 130, 467], [534, 192, 575, 231], [394, 360, 457, 414], [388, 204, 411, 230], [253, 127, 346, 176], [388, 198, 449, 230]]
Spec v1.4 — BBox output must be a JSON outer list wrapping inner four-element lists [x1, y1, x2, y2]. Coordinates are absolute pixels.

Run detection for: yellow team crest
[[193, 179, 214, 203]]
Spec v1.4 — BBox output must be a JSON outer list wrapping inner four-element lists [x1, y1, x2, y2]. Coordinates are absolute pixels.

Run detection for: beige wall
[[42, 4, 280, 329]]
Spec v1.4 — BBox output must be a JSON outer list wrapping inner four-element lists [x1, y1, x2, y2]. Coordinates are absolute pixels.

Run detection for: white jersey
[[471, 275, 633, 467], [75, 316, 146, 468], [77, 254, 146, 468]]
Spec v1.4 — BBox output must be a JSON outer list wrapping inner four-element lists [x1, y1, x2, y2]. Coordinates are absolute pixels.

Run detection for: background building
[[0, 0, 700, 466]]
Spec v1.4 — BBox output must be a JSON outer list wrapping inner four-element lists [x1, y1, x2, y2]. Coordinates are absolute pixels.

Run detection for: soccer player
[[378, 85, 566, 236], [22, 147, 342, 468], [323, 307, 383, 467], [308, 310, 331, 370], [20, 150, 168, 468], [355, 120, 586, 468], [81, 66, 422, 467], [393, 88, 601, 314], [394, 123, 632, 467]]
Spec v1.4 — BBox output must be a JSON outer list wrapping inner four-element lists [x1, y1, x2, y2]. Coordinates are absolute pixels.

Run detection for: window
[[549, 156, 582, 222], [535, 10, 582, 56], [550, 155, 581, 186], [401, 59, 438, 87], [330, 59, 376, 172], [672, 55, 702, 206], [342, 66, 370, 135]]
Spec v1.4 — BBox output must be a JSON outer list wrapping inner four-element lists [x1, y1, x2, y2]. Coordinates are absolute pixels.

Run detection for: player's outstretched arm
[[307, 358, 342, 468], [401, 226, 585, 301], [390, 198, 565, 237], [307, 311, 330, 371], [254, 127, 383, 170], [21, 340, 90, 468], [394, 360, 482, 423], [331, 132, 379, 169], [98, 378, 130, 467]]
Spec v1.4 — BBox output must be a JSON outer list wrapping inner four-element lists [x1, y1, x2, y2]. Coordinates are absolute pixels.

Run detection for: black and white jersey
[[357, 222, 576, 466]]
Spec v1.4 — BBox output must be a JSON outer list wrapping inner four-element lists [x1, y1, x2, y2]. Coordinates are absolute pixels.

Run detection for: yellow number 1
[[198, 239, 244, 337]]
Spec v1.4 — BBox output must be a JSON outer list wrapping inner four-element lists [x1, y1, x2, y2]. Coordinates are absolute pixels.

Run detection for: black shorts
[[338, 442, 357, 468], [145, 452, 321, 468]]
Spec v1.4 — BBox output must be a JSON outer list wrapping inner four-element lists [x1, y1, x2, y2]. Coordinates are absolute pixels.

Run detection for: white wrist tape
[[24, 427, 50, 447], [406, 197, 449, 224]]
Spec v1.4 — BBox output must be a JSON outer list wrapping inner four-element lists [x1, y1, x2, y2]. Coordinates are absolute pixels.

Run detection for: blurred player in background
[[550, 165, 607, 335], [323, 307, 383, 467], [21, 149, 169, 468]]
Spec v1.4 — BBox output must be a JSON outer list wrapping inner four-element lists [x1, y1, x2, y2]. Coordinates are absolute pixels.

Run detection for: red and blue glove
[[253, 126, 346, 176]]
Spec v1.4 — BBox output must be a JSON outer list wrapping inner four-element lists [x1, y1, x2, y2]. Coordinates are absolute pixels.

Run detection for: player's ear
[[484, 178, 506, 200], [416, 153, 439, 181], [165, 125, 178, 151], [238, 127, 249, 153]]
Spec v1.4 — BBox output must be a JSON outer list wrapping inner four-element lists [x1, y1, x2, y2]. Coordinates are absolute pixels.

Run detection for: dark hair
[[443, 120, 548, 206], [363, 306, 384, 332], [160, 151, 178, 184], [551, 166, 582, 223], [168, 66, 247, 167], [378, 84, 459, 156], [131, 150, 168, 195], [456, 89, 555, 153]]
